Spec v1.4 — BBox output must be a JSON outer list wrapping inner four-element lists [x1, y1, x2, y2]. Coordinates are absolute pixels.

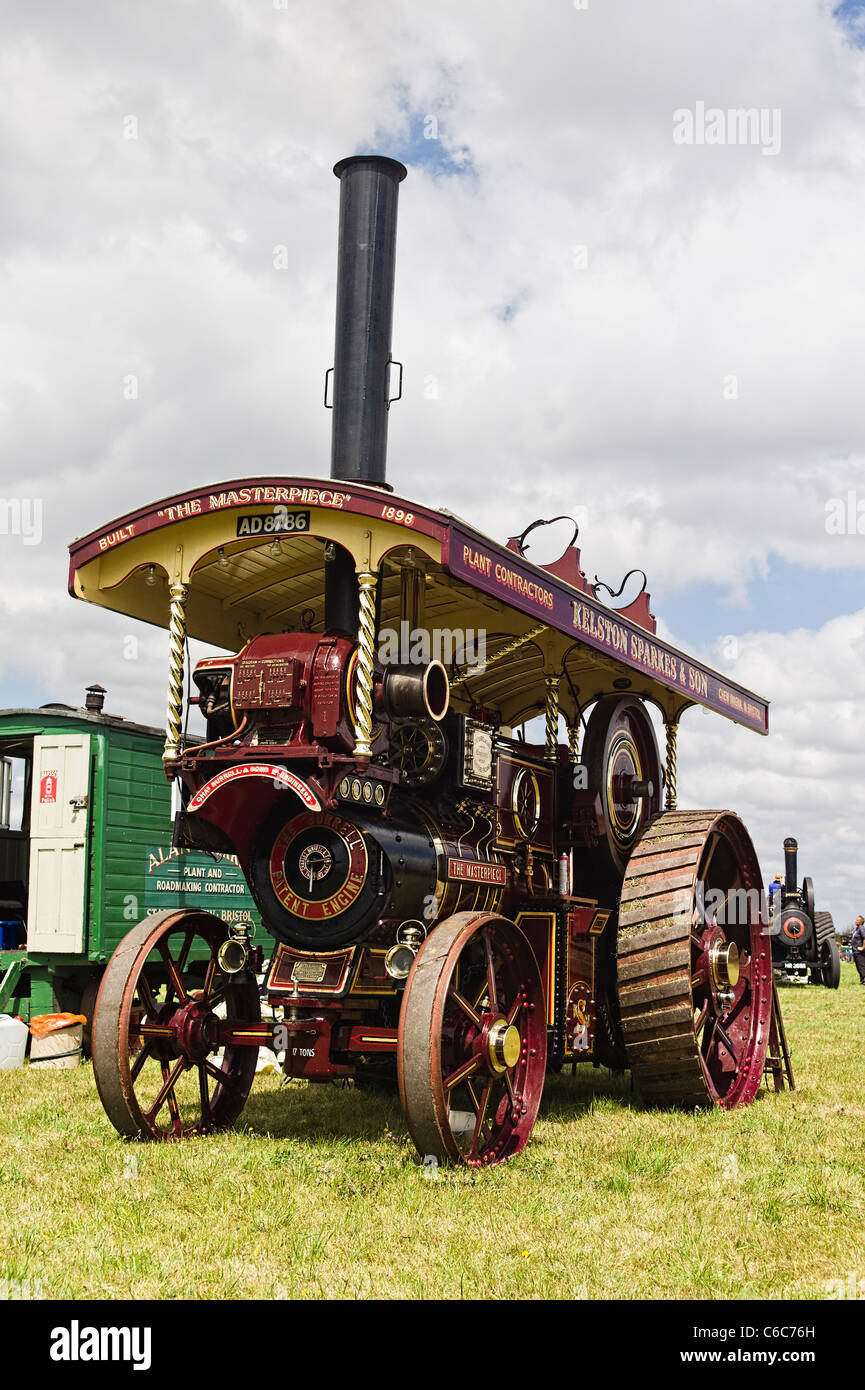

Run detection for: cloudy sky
[[1, 0, 863, 926]]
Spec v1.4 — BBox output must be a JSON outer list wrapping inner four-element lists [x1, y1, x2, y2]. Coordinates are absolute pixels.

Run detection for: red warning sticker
[[40, 772, 58, 804]]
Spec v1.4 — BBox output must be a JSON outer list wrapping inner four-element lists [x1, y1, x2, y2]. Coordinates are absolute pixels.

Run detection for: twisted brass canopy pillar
[[568, 722, 581, 763], [664, 719, 679, 811], [544, 673, 560, 762], [163, 582, 188, 761], [353, 570, 379, 760]]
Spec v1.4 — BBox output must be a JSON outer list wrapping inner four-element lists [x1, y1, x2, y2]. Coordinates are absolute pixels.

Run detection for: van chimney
[[86, 684, 106, 712]]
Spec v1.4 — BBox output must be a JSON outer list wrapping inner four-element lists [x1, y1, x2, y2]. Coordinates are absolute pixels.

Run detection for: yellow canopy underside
[[70, 502, 693, 729]]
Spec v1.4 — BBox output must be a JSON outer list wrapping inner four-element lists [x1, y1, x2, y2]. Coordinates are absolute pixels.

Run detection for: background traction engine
[[88, 153, 779, 1167], [768, 837, 839, 988]]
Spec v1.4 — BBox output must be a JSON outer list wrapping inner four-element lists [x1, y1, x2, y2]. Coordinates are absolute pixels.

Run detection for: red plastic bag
[[29, 1013, 87, 1038]]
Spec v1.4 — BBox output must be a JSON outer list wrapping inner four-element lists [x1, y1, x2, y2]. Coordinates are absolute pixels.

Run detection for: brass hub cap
[[709, 938, 740, 991], [487, 1018, 521, 1074]]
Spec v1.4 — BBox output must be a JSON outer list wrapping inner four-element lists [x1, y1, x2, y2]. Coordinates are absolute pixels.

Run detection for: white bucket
[[30, 1024, 83, 1070], [0, 1014, 29, 1070]]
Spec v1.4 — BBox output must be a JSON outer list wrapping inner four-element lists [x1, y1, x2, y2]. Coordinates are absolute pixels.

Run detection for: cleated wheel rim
[[617, 811, 772, 1110], [92, 910, 260, 1141], [397, 913, 547, 1166]]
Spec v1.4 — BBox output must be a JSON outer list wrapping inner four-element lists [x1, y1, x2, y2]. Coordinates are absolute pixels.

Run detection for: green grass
[[1, 965, 863, 1300]]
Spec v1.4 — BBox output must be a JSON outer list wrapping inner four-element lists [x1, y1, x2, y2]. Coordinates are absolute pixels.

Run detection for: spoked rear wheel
[[92, 910, 260, 1140], [398, 913, 547, 1166], [617, 811, 773, 1110]]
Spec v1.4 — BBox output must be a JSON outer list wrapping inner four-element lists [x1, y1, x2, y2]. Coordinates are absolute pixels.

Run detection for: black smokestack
[[330, 155, 407, 487], [783, 837, 798, 896]]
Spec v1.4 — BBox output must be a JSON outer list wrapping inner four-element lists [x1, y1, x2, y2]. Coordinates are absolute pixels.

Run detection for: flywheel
[[616, 810, 773, 1110]]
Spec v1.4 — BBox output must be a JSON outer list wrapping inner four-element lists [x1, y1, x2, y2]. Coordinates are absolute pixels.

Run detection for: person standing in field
[[852, 916, 865, 985]]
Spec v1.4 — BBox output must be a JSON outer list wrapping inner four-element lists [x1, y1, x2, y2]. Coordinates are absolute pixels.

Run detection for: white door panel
[[26, 839, 88, 953], [30, 734, 91, 839], [27, 734, 91, 954]]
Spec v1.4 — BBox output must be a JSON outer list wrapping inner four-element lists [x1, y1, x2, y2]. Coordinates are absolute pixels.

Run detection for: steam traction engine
[[769, 837, 840, 988], [74, 156, 782, 1166]]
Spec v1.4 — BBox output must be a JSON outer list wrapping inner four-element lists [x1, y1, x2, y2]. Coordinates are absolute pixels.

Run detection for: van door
[[26, 733, 92, 953]]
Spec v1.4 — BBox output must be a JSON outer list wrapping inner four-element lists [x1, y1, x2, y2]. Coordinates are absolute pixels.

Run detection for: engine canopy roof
[[68, 476, 768, 735]]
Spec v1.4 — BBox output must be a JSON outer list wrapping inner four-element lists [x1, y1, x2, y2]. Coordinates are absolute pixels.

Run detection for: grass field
[[1, 965, 863, 1301]]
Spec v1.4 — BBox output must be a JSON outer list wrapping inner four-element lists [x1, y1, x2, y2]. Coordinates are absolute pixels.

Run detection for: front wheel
[[819, 935, 841, 990], [92, 910, 260, 1140], [397, 913, 547, 1167]]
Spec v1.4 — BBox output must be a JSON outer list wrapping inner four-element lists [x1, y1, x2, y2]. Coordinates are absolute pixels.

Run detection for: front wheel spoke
[[450, 990, 481, 1026], [146, 1057, 186, 1122], [197, 1064, 211, 1126], [693, 1001, 710, 1038], [202, 956, 219, 1002], [130, 1038, 155, 1083], [483, 932, 499, 1013], [137, 974, 158, 1016], [219, 1023, 266, 1045], [503, 1070, 516, 1106], [175, 930, 194, 975], [444, 1055, 480, 1091], [158, 939, 188, 1004], [205, 1059, 228, 1087], [165, 1084, 183, 1134]]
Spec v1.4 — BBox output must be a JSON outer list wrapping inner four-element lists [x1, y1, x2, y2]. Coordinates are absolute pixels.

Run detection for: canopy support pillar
[[568, 722, 581, 763], [353, 570, 379, 761], [163, 582, 189, 762], [398, 550, 425, 633], [544, 673, 560, 762], [664, 718, 679, 811]]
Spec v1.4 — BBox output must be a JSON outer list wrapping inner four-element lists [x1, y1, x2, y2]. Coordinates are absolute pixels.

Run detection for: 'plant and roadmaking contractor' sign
[[144, 846, 258, 925]]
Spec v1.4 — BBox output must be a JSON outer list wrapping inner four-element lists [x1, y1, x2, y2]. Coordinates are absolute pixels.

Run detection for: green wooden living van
[[0, 699, 268, 1026]]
